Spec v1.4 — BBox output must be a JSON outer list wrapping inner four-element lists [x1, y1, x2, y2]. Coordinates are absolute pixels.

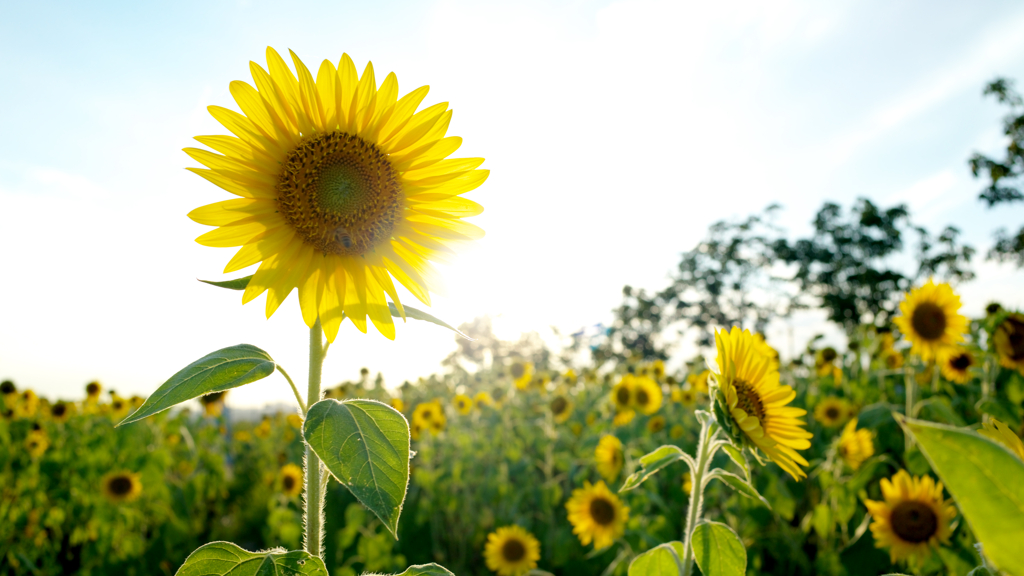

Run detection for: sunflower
[[815, 347, 839, 376], [0, 380, 15, 402], [892, 280, 968, 362], [565, 481, 629, 550], [691, 370, 711, 395], [16, 390, 39, 418], [25, 432, 49, 458], [838, 419, 874, 470], [595, 435, 624, 482], [978, 416, 1024, 461], [711, 327, 812, 480], [509, 361, 533, 390], [48, 401, 73, 423], [453, 394, 473, 415], [187, 48, 488, 341], [84, 380, 102, 401], [864, 470, 955, 564], [938, 348, 975, 384], [389, 397, 405, 413], [682, 472, 693, 495], [610, 375, 635, 411], [670, 424, 685, 440], [550, 394, 573, 424], [563, 369, 578, 386], [483, 525, 541, 576], [286, 412, 304, 429], [200, 391, 227, 417], [279, 463, 303, 497], [474, 391, 494, 409], [880, 348, 904, 370], [671, 385, 697, 407], [647, 415, 666, 434], [993, 312, 1024, 375], [254, 416, 272, 438], [612, 409, 635, 426], [412, 400, 446, 435], [814, 397, 853, 428], [101, 471, 143, 504], [632, 376, 663, 415]]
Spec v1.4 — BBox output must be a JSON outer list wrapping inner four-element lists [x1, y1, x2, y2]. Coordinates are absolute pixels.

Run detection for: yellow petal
[[298, 256, 323, 328], [342, 258, 368, 334], [223, 228, 294, 273], [266, 240, 312, 318], [319, 256, 344, 342], [195, 221, 274, 248], [187, 198, 274, 226]]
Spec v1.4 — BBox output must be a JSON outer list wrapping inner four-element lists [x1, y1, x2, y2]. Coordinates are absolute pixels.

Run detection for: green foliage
[[705, 469, 770, 509], [690, 522, 746, 576], [627, 542, 684, 575], [620, 445, 694, 492], [199, 275, 254, 290], [173, 541, 328, 576]]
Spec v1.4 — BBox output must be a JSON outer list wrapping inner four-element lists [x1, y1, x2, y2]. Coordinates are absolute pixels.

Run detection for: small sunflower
[[550, 394, 573, 424], [978, 416, 1024, 461], [838, 419, 874, 470], [864, 470, 955, 564], [48, 401, 73, 423], [412, 400, 446, 437], [651, 360, 666, 381], [254, 416, 272, 438], [814, 397, 853, 428], [563, 369, 578, 386], [200, 391, 227, 417], [453, 394, 473, 415], [612, 409, 635, 426], [565, 481, 629, 550], [510, 361, 533, 390], [279, 463, 303, 497], [881, 348, 904, 370], [682, 472, 693, 495], [938, 348, 975, 384], [647, 415, 666, 434], [389, 397, 405, 413], [187, 48, 488, 342], [595, 435, 624, 482], [474, 391, 494, 409], [610, 375, 635, 411], [16, 390, 39, 418], [711, 327, 812, 480], [0, 379, 15, 401], [815, 347, 840, 377], [84, 380, 102, 401], [671, 385, 697, 407], [632, 376, 662, 415], [892, 280, 968, 362], [483, 525, 541, 576], [101, 471, 143, 504], [670, 424, 685, 439], [691, 370, 711, 395], [287, 412, 304, 429], [25, 433, 49, 458], [993, 312, 1024, 375]]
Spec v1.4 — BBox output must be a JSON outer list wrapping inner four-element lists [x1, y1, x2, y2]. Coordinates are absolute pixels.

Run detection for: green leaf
[[174, 541, 328, 576], [372, 564, 455, 576], [620, 445, 694, 492], [706, 469, 770, 509], [119, 344, 275, 426], [303, 399, 410, 538], [691, 521, 746, 576], [627, 542, 684, 575], [721, 444, 750, 482], [199, 275, 253, 290], [389, 303, 471, 340], [899, 417, 1024, 576]]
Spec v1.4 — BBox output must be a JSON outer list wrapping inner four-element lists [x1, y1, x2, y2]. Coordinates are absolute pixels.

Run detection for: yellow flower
[[814, 397, 853, 428], [612, 409, 635, 427], [412, 400, 446, 437], [0, 380, 16, 402], [881, 348, 904, 370], [610, 375, 635, 411], [187, 48, 488, 342], [978, 417, 1024, 461], [25, 433, 49, 458], [993, 312, 1024, 375], [254, 416, 272, 438], [509, 361, 533, 390], [200, 391, 227, 417], [672, 385, 697, 407], [84, 380, 102, 402], [892, 280, 968, 362], [670, 424, 685, 440], [647, 415, 666, 434], [651, 360, 666, 380], [483, 525, 540, 576], [838, 419, 874, 470], [595, 435, 624, 482], [563, 369, 578, 386], [815, 347, 840, 376], [864, 470, 955, 564], [712, 327, 812, 480], [682, 472, 693, 495], [565, 481, 629, 550], [279, 463, 304, 497], [101, 471, 143, 504], [938, 348, 975, 384], [48, 401, 73, 423], [632, 376, 662, 415], [474, 391, 494, 409], [234, 430, 252, 442], [16, 390, 39, 418], [550, 394, 573, 424], [691, 370, 710, 395], [453, 394, 473, 415], [286, 412, 304, 429], [109, 395, 130, 420]]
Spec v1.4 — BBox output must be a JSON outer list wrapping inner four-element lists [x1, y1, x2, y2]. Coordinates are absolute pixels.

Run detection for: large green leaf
[[174, 541, 327, 576], [691, 521, 746, 576], [119, 344, 275, 426], [706, 469, 770, 509], [627, 542, 684, 575], [199, 275, 254, 290], [388, 303, 470, 340], [900, 417, 1024, 576], [374, 564, 455, 576], [620, 445, 694, 492], [303, 399, 410, 538]]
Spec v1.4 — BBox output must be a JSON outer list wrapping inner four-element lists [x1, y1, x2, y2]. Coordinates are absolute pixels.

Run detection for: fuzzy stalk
[[680, 417, 717, 576], [304, 319, 326, 558]]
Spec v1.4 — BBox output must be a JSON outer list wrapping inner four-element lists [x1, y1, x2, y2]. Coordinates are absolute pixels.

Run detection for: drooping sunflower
[[632, 376, 663, 415], [978, 416, 1024, 461], [509, 361, 533, 390], [864, 470, 955, 564], [550, 394, 573, 424], [483, 525, 541, 576], [647, 415, 666, 434], [453, 394, 473, 415], [838, 419, 874, 470], [101, 471, 143, 504], [814, 397, 853, 428], [938, 348, 975, 384], [892, 280, 968, 362], [595, 435, 624, 482], [279, 463, 304, 497], [187, 48, 488, 341], [711, 327, 812, 480], [474, 391, 494, 409], [565, 481, 629, 550], [993, 312, 1024, 375]]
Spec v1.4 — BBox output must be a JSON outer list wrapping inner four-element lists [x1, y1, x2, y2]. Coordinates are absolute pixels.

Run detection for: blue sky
[[2, 0, 1024, 406]]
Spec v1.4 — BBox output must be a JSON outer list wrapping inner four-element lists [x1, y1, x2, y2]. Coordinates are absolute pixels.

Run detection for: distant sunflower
[[938, 348, 975, 384], [671, 385, 697, 407], [101, 471, 143, 504], [0, 380, 15, 401], [25, 433, 49, 458], [632, 376, 662, 415], [993, 312, 1024, 375], [49, 401, 73, 423], [474, 391, 494, 409], [670, 424, 685, 440], [815, 347, 839, 376], [279, 463, 303, 497], [612, 409, 635, 426], [893, 280, 968, 361], [187, 48, 488, 341], [286, 413, 304, 429], [565, 481, 629, 550], [453, 394, 473, 415], [978, 416, 1024, 461], [412, 400, 446, 436], [610, 375, 634, 412], [682, 472, 693, 495], [881, 348, 904, 370], [691, 370, 710, 395], [389, 397, 405, 413], [483, 525, 540, 576], [711, 327, 812, 480], [864, 470, 955, 564], [814, 397, 852, 428], [17, 390, 39, 418], [510, 361, 533, 390], [550, 394, 573, 424], [838, 419, 874, 470], [595, 435, 624, 482], [651, 360, 666, 381], [647, 415, 666, 434], [200, 391, 227, 417], [563, 369, 578, 386]]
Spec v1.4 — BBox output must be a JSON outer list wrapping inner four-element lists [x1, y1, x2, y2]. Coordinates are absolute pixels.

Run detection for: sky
[[2, 0, 1024, 407]]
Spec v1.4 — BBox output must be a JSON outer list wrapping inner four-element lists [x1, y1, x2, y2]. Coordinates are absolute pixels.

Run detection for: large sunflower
[[595, 435, 624, 482], [892, 280, 968, 362], [711, 327, 812, 480], [565, 481, 630, 550], [483, 525, 541, 576], [864, 470, 955, 564], [101, 471, 143, 504], [993, 312, 1024, 375], [187, 48, 488, 341]]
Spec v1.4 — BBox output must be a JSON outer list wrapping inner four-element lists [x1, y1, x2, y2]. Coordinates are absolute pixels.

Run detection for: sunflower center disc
[[911, 302, 947, 340], [510, 364, 525, 379], [616, 387, 631, 405], [822, 348, 837, 362], [826, 407, 840, 419], [734, 380, 766, 421], [109, 476, 133, 496], [890, 501, 938, 543], [589, 497, 616, 526], [635, 389, 650, 406], [277, 132, 403, 256], [283, 475, 296, 491], [1005, 317, 1024, 359], [502, 539, 526, 562], [951, 354, 972, 370], [551, 397, 568, 414]]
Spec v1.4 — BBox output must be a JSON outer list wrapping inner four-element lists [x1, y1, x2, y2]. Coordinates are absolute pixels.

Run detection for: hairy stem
[[304, 319, 326, 558], [680, 417, 718, 576]]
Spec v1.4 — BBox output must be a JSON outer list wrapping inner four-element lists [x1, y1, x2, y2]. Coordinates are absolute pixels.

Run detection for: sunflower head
[[647, 415, 666, 434], [85, 380, 102, 398], [483, 525, 541, 576], [389, 397, 405, 414], [864, 470, 956, 564], [892, 280, 968, 362], [711, 327, 812, 480], [474, 391, 494, 409], [563, 369, 578, 386], [0, 380, 15, 397], [881, 348, 904, 370], [101, 471, 143, 504], [49, 401, 73, 423], [670, 424, 685, 439], [632, 376, 663, 415], [510, 361, 534, 390], [938, 348, 975, 384], [200, 391, 227, 417], [550, 395, 573, 423], [814, 397, 853, 428], [453, 394, 473, 415], [611, 375, 634, 410], [993, 312, 1024, 375], [838, 419, 874, 471], [565, 480, 630, 550], [279, 463, 304, 497], [25, 433, 49, 458], [595, 435, 624, 482]]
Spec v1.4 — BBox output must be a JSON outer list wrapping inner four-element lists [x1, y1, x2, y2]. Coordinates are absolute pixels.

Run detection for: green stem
[[304, 319, 326, 558], [680, 417, 718, 576], [277, 365, 307, 414], [904, 367, 915, 453]]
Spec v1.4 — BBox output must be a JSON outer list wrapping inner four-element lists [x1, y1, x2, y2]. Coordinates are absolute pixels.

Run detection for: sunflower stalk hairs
[[113, 47, 487, 576], [619, 327, 811, 576]]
